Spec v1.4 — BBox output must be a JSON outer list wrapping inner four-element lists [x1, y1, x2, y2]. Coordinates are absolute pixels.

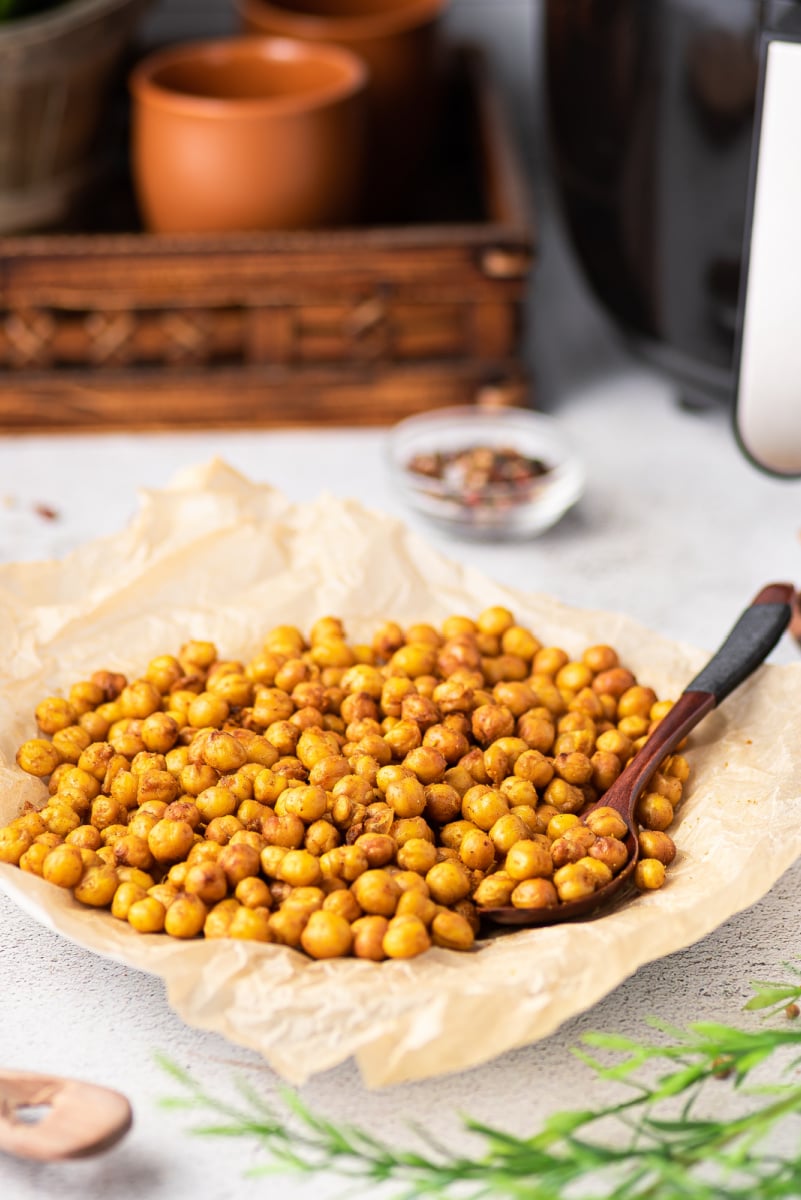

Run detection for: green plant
[[160, 966, 801, 1200]]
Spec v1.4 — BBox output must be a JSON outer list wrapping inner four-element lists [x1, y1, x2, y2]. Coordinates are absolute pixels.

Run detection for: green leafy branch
[[159, 966, 801, 1200]]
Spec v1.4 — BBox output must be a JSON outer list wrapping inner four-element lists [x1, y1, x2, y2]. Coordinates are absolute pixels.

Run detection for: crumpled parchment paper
[[1, 459, 800, 1088]]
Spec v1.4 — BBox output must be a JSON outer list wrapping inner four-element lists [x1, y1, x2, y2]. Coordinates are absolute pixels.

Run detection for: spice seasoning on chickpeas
[[0, 607, 690, 962]]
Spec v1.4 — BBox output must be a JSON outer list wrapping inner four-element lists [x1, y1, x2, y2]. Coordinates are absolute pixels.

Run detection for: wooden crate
[[0, 45, 534, 431]]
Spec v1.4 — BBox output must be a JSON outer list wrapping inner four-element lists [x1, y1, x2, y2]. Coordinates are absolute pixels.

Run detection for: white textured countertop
[[3, 2, 801, 1196]]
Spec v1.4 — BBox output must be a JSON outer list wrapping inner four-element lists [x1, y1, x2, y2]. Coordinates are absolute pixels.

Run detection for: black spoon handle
[[686, 583, 795, 705]]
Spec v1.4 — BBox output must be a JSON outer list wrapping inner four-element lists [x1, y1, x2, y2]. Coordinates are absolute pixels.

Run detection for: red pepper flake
[[33, 503, 60, 522]]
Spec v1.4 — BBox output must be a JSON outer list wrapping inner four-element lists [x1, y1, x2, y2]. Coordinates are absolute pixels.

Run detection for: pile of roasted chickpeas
[[0, 608, 688, 960]]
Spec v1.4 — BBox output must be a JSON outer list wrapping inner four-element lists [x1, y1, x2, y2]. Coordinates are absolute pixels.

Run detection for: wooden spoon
[[0, 1069, 132, 1161], [480, 582, 795, 929]]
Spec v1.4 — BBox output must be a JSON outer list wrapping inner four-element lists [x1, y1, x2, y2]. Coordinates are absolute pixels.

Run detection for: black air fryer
[[544, 0, 801, 406]]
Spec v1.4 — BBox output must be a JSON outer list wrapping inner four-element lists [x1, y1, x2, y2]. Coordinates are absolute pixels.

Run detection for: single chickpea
[[127, 896, 166, 933], [473, 872, 516, 907], [395, 837, 438, 875], [384, 776, 427, 819], [592, 667, 636, 698], [422, 783, 462, 826], [51, 725, 92, 765], [217, 842, 261, 887], [589, 836, 629, 873], [505, 840, 554, 881], [555, 662, 594, 693], [543, 778, 585, 814], [165, 893, 208, 938], [395, 890, 437, 925], [488, 813, 530, 855], [19, 842, 51, 876], [280, 785, 328, 823], [650, 772, 683, 806], [321, 889, 362, 923], [66, 824, 103, 851], [351, 868, 400, 916], [196, 787, 238, 823], [462, 788, 509, 832], [112, 834, 155, 871], [516, 713, 556, 753], [184, 861, 228, 904], [204, 905, 236, 939], [431, 909, 475, 951], [635, 792, 674, 832], [425, 860, 471, 905], [278, 849, 323, 888], [458, 828, 495, 872], [662, 753, 690, 782], [268, 907, 308, 947], [638, 830, 677, 865], [584, 806, 628, 840], [305, 819, 340, 857], [351, 914, 388, 960], [235, 876, 273, 910], [111, 881, 149, 920], [634, 858, 667, 890], [226, 907, 271, 942], [187, 692, 230, 729], [74, 863, 119, 907], [511, 878, 559, 909], [552, 862, 597, 903], [382, 914, 431, 959], [471, 704, 515, 747], [0, 826, 33, 867], [300, 910, 353, 959], [550, 826, 597, 868], [402, 746, 447, 785], [16, 738, 62, 778], [35, 697, 78, 735]]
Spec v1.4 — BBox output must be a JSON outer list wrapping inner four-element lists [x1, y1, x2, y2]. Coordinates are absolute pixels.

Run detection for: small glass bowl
[[387, 405, 586, 540]]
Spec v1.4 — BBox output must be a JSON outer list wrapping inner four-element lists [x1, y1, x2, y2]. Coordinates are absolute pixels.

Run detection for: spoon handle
[[685, 582, 795, 704], [601, 582, 795, 821]]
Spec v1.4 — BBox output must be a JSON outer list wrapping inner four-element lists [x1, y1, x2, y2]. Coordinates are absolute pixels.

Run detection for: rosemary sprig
[[160, 971, 801, 1200]]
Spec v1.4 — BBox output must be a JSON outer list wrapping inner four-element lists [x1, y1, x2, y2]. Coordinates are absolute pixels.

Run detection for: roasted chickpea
[[42, 842, 87, 888], [184, 861, 228, 904], [393, 837, 437, 875], [278, 849, 323, 888], [227, 906, 272, 942], [511, 878, 558, 909], [459, 828, 495, 872], [552, 862, 596, 903], [16, 738, 62, 778], [298, 910, 352, 958], [634, 858, 667, 890], [74, 863, 118, 907], [127, 896, 166, 933], [635, 792, 674, 832], [638, 830, 677, 865], [165, 893, 208, 938], [382, 914, 431, 959], [462, 787, 509, 832], [351, 914, 388, 960], [471, 704, 515, 747], [425, 859, 471, 905], [351, 868, 400, 916]]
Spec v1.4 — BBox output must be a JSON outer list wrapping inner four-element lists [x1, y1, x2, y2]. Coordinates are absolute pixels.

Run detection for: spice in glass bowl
[[406, 444, 552, 511], [388, 406, 586, 539]]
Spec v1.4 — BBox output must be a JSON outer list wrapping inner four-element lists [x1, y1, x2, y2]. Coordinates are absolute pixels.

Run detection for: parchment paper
[[1, 459, 800, 1088]]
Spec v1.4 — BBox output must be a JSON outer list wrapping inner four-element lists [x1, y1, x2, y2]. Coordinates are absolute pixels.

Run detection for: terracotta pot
[[233, 0, 449, 214], [129, 36, 369, 233]]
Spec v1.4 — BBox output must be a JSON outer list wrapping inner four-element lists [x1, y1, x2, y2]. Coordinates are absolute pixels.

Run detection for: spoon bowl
[[479, 582, 795, 929]]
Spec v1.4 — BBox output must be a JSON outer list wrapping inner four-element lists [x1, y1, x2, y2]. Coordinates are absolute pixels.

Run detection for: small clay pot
[[233, 0, 449, 214], [129, 36, 369, 233]]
